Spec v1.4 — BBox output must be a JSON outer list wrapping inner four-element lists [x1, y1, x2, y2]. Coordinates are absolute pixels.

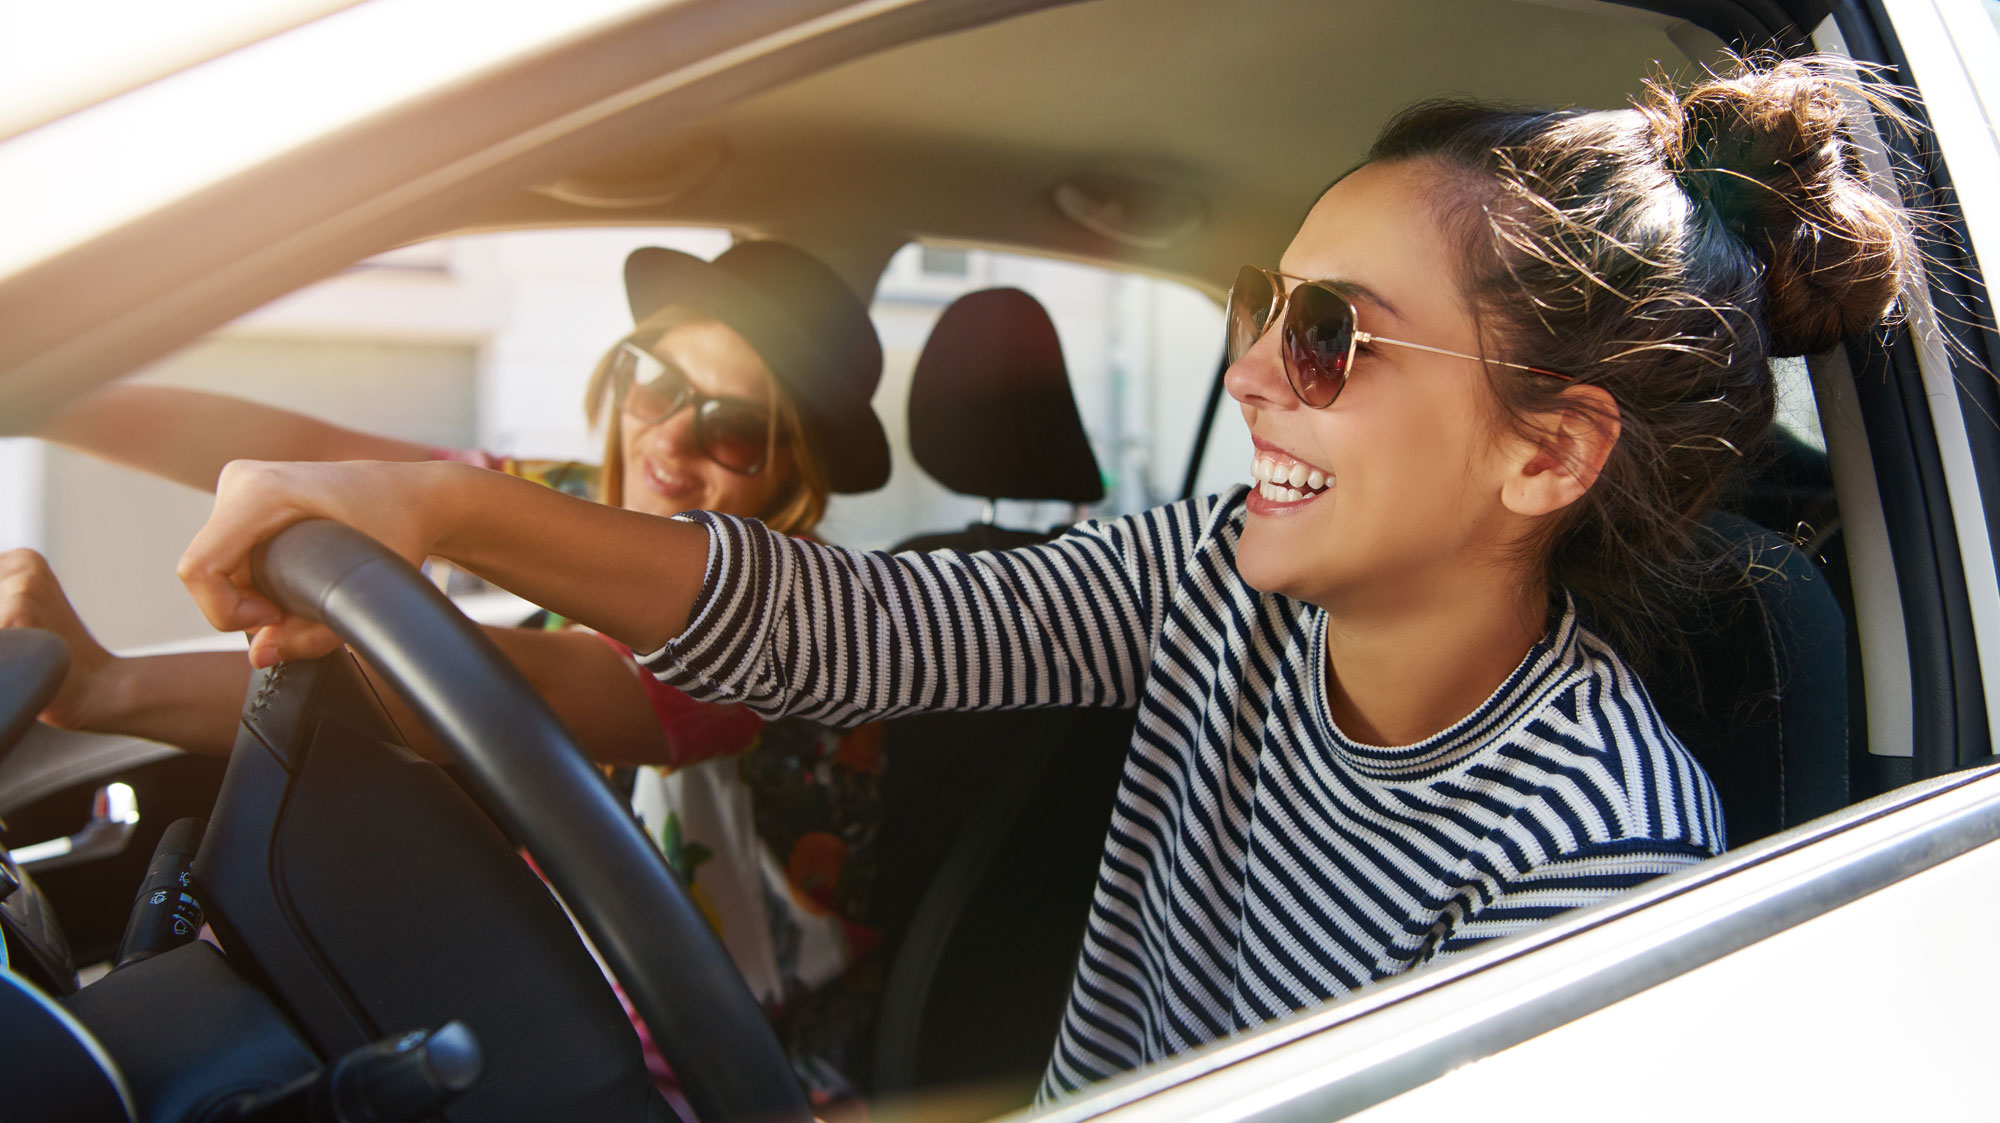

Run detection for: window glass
[[8, 226, 730, 650], [1773, 355, 1824, 453], [822, 242, 1230, 549], [15, 229, 1248, 645]]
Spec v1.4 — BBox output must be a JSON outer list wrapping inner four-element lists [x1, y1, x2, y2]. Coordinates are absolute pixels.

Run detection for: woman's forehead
[[655, 319, 778, 398], [1278, 160, 1461, 330]]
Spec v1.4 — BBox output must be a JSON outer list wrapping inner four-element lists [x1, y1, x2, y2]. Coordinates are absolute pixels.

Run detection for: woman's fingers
[[178, 460, 332, 634], [178, 525, 287, 634], [0, 548, 121, 728], [247, 619, 343, 668], [0, 548, 103, 653]]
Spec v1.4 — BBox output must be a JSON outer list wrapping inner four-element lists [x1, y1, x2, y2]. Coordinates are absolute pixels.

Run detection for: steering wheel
[[248, 519, 810, 1123]]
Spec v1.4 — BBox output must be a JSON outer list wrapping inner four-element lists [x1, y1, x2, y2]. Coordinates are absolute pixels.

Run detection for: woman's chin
[[1235, 526, 1307, 599]]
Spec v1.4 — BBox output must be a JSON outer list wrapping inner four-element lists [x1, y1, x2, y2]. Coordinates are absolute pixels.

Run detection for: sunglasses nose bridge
[[630, 393, 700, 446], [626, 378, 698, 429]]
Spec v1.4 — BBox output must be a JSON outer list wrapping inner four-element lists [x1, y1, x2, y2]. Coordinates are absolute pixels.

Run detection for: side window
[[823, 243, 1230, 548]]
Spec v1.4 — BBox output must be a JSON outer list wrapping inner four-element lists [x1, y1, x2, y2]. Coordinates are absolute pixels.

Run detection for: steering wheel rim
[[255, 518, 810, 1123]]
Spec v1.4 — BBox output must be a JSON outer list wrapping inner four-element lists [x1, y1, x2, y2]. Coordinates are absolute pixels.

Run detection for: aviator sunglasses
[[611, 340, 779, 476], [1226, 265, 1569, 408]]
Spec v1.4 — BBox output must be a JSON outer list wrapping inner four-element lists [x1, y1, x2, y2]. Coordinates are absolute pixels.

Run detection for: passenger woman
[[175, 57, 1918, 1096]]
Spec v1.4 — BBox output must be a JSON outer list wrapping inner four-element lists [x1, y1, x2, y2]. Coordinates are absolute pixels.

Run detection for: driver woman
[[8, 240, 892, 1104], [172, 56, 1921, 1099]]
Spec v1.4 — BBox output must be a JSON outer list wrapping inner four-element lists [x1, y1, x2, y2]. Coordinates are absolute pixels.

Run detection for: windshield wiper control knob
[[202, 1021, 483, 1123], [114, 816, 205, 969]]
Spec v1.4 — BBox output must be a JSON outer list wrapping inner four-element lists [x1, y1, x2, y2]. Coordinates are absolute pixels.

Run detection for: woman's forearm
[[86, 651, 254, 755], [79, 630, 670, 767], [430, 467, 712, 653], [38, 386, 431, 492], [181, 460, 712, 667]]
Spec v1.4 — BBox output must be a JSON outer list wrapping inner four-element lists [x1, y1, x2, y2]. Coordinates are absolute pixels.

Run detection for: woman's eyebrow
[[1276, 266, 1406, 325], [1338, 281, 1405, 326]]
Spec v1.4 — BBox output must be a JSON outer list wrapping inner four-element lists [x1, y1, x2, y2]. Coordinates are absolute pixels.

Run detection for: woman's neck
[[1320, 575, 1549, 747]]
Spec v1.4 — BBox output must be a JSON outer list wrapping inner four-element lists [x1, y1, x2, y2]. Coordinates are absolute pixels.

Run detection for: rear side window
[[824, 243, 1230, 549]]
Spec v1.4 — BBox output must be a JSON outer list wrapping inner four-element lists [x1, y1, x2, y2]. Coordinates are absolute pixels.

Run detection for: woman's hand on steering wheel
[[0, 548, 116, 729], [179, 458, 459, 667]]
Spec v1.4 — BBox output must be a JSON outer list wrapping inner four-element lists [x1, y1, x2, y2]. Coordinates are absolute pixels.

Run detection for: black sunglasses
[[1225, 265, 1569, 408], [612, 341, 778, 476]]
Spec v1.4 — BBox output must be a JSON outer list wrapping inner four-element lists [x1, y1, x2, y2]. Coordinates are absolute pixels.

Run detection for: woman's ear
[[1500, 383, 1620, 517]]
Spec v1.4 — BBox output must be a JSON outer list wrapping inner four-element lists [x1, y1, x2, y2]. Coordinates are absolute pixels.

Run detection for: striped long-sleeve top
[[640, 488, 1726, 1098]]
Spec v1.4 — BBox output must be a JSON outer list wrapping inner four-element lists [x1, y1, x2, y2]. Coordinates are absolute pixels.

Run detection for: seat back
[[1644, 512, 1849, 845], [871, 289, 1125, 1104]]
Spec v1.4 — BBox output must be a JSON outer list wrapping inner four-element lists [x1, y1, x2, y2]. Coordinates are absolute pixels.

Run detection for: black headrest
[[908, 288, 1104, 505]]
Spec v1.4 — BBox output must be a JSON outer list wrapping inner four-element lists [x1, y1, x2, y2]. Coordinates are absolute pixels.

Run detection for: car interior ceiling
[[13, 0, 2000, 1116]]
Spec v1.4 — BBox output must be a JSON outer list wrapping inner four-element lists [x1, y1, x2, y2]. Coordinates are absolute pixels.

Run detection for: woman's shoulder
[[1068, 485, 1252, 561], [1536, 619, 1726, 850]]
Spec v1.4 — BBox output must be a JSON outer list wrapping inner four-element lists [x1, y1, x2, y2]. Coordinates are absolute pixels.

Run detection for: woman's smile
[[634, 453, 697, 500], [1246, 438, 1335, 511]]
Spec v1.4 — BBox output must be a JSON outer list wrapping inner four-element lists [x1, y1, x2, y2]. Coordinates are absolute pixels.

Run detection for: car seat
[[1638, 507, 1850, 846], [891, 287, 1105, 551], [870, 289, 1134, 1105]]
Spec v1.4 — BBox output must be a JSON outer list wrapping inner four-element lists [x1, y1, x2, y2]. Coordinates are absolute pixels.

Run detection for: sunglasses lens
[[1282, 282, 1354, 408], [622, 346, 693, 424], [1225, 266, 1281, 365], [696, 400, 773, 474]]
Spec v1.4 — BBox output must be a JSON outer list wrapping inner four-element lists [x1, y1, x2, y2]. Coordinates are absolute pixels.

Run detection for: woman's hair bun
[[1644, 56, 1916, 356]]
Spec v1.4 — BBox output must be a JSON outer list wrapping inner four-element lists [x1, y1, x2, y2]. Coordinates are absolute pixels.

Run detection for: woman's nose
[[643, 402, 701, 454], [1223, 319, 1297, 410]]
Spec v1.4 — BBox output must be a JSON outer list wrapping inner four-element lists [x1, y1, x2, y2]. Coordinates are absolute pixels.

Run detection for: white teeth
[[1250, 454, 1332, 499], [1255, 480, 1319, 504]]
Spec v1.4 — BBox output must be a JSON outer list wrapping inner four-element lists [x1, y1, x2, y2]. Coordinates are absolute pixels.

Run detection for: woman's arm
[[178, 457, 1201, 719], [640, 507, 1181, 724], [180, 460, 710, 666], [0, 546, 253, 753], [35, 385, 431, 492], [61, 631, 674, 764], [3, 546, 685, 764]]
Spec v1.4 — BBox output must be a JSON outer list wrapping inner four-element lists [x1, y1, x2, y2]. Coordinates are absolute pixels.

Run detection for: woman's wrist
[[423, 458, 527, 569], [42, 651, 122, 732], [80, 652, 250, 754]]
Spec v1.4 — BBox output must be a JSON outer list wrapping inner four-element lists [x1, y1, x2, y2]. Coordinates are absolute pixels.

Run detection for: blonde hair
[[583, 305, 831, 537]]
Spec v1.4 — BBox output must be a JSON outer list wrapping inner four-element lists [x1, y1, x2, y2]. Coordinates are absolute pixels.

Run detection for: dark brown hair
[[1365, 54, 1917, 658]]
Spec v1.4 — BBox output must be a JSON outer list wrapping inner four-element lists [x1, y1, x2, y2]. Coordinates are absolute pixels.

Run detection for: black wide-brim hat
[[624, 241, 889, 494]]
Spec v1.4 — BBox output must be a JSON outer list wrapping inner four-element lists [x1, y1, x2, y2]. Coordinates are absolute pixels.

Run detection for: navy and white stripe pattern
[[641, 488, 1725, 1099]]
